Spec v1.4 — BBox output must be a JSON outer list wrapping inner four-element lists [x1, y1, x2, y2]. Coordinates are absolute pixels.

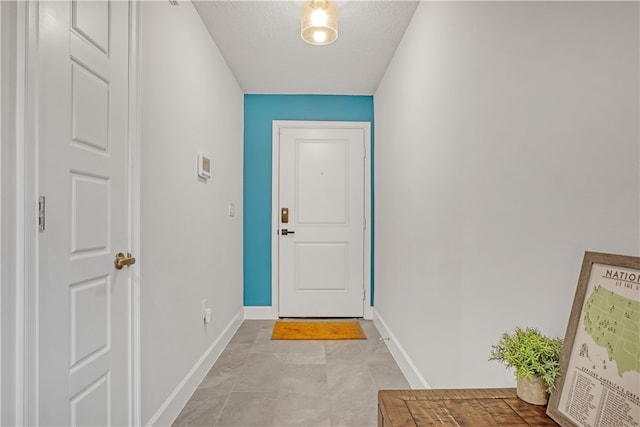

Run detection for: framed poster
[[547, 251, 640, 427]]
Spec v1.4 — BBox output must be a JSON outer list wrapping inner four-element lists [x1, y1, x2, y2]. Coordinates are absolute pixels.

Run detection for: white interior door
[[37, 1, 132, 425], [278, 124, 367, 317]]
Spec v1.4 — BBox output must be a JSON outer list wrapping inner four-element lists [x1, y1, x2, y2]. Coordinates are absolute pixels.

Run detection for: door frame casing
[[0, 2, 24, 425], [271, 120, 372, 320], [3, 3, 34, 425], [20, 2, 142, 425]]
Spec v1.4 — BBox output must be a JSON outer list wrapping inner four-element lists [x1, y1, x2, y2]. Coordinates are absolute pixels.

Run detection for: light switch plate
[[198, 153, 212, 179]]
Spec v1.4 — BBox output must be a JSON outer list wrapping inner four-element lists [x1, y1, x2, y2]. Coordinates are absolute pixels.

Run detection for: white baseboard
[[145, 309, 244, 427], [372, 309, 431, 389], [244, 306, 277, 319]]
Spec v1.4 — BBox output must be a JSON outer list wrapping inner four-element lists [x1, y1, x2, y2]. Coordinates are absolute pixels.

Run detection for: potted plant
[[489, 326, 563, 405]]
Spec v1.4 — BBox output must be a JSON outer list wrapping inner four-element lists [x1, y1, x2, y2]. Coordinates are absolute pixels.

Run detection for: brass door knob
[[115, 252, 136, 270]]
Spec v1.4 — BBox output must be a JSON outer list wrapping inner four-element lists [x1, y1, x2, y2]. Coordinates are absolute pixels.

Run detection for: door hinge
[[38, 196, 46, 232], [363, 289, 366, 302]]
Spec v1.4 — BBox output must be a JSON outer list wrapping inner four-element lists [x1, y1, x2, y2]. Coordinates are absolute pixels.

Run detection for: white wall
[[374, 2, 639, 389], [139, 1, 243, 424]]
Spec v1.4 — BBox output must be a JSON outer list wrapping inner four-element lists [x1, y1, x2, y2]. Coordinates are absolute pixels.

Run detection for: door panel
[[70, 173, 109, 254], [71, 60, 110, 151], [278, 126, 365, 317], [69, 276, 109, 367], [72, 0, 109, 53], [297, 140, 347, 223], [37, 1, 131, 425], [296, 243, 348, 291]]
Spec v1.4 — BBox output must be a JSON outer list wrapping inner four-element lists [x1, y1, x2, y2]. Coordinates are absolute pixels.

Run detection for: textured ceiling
[[192, 1, 419, 95]]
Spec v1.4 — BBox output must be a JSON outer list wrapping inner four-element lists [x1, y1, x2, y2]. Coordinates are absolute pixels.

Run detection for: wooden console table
[[378, 388, 559, 426]]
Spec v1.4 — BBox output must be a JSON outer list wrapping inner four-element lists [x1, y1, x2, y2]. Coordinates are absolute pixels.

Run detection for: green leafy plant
[[489, 327, 563, 393]]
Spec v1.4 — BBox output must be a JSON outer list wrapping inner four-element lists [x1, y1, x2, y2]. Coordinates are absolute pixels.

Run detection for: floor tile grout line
[[214, 324, 268, 427], [176, 320, 409, 427]]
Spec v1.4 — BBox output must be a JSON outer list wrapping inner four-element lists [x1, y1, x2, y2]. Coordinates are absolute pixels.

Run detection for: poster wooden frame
[[547, 251, 640, 427]]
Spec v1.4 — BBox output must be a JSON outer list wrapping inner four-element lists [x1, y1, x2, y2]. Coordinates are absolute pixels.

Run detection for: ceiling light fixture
[[301, 0, 338, 46]]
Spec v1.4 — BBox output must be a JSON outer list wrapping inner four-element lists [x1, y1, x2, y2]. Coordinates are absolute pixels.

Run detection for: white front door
[[37, 1, 132, 425], [277, 123, 369, 317]]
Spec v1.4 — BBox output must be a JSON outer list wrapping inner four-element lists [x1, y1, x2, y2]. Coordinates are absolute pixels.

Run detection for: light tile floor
[[172, 319, 410, 427]]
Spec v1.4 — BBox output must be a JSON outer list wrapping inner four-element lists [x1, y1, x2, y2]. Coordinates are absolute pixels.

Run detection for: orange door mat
[[271, 321, 367, 340]]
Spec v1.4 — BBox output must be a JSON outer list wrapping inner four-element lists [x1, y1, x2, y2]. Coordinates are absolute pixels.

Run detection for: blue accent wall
[[243, 94, 374, 307]]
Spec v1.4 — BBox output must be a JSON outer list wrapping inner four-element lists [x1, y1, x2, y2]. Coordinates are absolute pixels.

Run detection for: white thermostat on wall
[[197, 153, 212, 180]]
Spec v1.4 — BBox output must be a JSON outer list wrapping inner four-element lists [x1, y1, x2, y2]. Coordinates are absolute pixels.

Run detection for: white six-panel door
[[277, 124, 367, 317], [37, 1, 132, 425]]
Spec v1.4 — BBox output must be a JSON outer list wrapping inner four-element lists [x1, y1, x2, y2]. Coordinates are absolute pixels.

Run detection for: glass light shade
[[301, 0, 338, 46]]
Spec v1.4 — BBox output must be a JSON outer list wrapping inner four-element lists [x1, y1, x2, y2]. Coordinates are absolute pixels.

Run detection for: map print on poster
[[551, 259, 639, 427]]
